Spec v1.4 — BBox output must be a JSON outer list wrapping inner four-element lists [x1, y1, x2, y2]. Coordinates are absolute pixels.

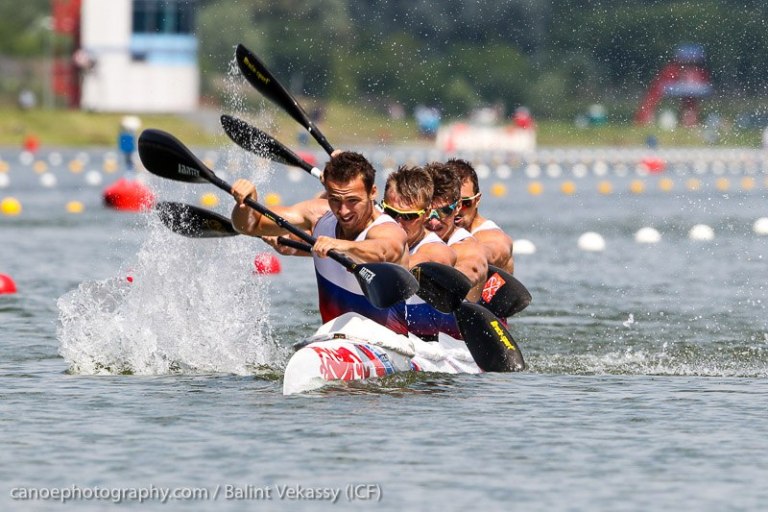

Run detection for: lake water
[[2, 145, 768, 511]]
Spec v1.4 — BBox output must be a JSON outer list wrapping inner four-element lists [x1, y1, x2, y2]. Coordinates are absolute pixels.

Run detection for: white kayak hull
[[283, 312, 481, 395]]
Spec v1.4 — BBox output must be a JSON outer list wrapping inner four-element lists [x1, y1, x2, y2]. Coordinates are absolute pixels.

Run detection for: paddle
[[138, 128, 418, 309], [154, 201, 312, 252], [455, 303, 526, 372], [480, 265, 533, 319], [235, 43, 334, 155], [223, 114, 535, 318], [220, 114, 323, 179]]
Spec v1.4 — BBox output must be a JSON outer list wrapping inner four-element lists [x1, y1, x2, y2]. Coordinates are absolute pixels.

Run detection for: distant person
[[118, 116, 141, 172], [446, 158, 515, 274]]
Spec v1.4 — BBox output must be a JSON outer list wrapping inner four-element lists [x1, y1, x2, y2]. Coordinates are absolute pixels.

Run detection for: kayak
[[283, 312, 481, 395]]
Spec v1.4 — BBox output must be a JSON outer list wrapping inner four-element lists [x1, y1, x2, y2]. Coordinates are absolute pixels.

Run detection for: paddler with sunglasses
[[446, 158, 515, 274], [381, 166, 463, 339], [231, 151, 410, 334], [423, 162, 489, 303]]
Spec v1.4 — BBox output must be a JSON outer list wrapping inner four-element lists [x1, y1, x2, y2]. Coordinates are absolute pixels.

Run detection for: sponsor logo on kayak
[[177, 163, 199, 177], [242, 57, 271, 86], [482, 272, 506, 303], [490, 320, 516, 351], [357, 267, 375, 284]]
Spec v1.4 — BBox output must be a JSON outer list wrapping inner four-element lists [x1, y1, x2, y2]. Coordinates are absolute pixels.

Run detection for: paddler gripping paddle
[[221, 115, 532, 320], [138, 128, 417, 309]]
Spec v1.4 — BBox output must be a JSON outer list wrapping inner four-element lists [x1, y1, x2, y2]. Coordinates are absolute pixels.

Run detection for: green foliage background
[[2, 0, 767, 122]]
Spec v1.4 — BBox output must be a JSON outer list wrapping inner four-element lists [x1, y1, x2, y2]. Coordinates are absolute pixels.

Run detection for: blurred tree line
[[2, 0, 767, 121], [195, 0, 768, 121]]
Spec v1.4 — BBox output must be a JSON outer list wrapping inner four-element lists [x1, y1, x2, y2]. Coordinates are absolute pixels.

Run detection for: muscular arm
[[473, 228, 515, 274], [231, 180, 329, 237], [313, 221, 409, 266], [409, 241, 457, 268], [453, 237, 489, 302]]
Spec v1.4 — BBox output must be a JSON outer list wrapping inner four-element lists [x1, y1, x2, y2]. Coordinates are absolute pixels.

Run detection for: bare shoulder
[[368, 219, 407, 241]]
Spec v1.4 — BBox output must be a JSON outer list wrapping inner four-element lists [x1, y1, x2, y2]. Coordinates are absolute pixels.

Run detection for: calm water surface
[[1, 147, 767, 511]]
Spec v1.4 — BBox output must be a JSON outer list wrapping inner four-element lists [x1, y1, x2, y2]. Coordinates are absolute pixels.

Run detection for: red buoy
[[23, 134, 40, 153], [103, 177, 155, 212], [0, 273, 17, 294], [253, 252, 281, 274], [641, 156, 666, 174], [296, 151, 317, 167]]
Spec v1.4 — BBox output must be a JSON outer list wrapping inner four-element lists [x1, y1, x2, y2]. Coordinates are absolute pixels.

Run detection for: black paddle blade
[[411, 262, 472, 313], [479, 265, 533, 318], [220, 115, 308, 171], [235, 44, 309, 128], [354, 262, 419, 309], [155, 201, 238, 238], [138, 129, 211, 184], [455, 303, 526, 372]]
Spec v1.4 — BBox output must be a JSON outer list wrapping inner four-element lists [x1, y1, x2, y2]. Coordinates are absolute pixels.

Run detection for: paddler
[[447, 158, 515, 274], [231, 151, 410, 334]]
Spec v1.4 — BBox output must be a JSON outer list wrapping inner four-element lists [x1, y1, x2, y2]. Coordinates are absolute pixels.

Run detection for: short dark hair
[[424, 162, 461, 204], [445, 158, 479, 194], [323, 152, 376, 193], [384, 165, 433, 208]]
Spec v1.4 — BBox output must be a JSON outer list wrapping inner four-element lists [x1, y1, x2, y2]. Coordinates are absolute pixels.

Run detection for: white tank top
[[471, 219, 501, 234], [447, 227, 473, 246]]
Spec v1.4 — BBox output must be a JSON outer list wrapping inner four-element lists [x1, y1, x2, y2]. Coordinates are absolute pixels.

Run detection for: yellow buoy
[[103, 159, 118, 174], [528, 181, 543, 196], [560, 181, 576, 196], [715, 177, 730, 192], [629, 180, 645, 194], [741, 176, 755, 191], [33, 160, 48, 174], [686, 178, 701, 191], [0, 161, 9, 173], [68, 160, 84, 174], [658, 177, 674, 192], [490, 182, 507, 197], [597, 181, 613, 195], [265, 192, 282, 206], [200, 193, 219, 208], [1, 197, 22, 216], [66, 201, 85, 214]]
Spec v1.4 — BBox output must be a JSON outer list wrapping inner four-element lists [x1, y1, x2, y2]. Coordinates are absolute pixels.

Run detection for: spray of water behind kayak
[[57, 55, 289, 376]]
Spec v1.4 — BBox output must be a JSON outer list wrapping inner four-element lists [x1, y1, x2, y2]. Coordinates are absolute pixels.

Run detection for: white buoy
[[524, 163, 541, 179], [495, 164, 511, 179], [48, 152, 63, 167], [0, 173, 9, 189], [572, 163, 588, 178], [753, 217, 768, 236], [513, 239, 537, 255], [85, 170, 103, 186], [578, 232, 606, 252], [40, 172, 57, 188], [287, 169, 304, 182], [19, 151, 34, 166], [475, 164, 491, 179], [635, 227, 661, 244], [689, 224, 715, 241], [546, 163, 562, 179]]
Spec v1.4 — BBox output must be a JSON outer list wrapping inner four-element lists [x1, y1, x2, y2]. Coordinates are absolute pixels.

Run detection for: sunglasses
[[460, 192, 482, 208], [427, 200, 460, 221], [380, 201, 425, 221]]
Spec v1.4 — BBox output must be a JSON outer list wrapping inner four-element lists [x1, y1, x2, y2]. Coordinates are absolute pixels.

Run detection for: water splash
[[58, 212, 287, 375]]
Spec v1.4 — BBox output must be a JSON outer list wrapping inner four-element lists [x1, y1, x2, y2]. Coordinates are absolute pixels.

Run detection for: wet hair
[[323, 152, 376, 193], [424, 162, 461, 204], [445, 158, 479, 194], [384, 165, 433, 208]]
